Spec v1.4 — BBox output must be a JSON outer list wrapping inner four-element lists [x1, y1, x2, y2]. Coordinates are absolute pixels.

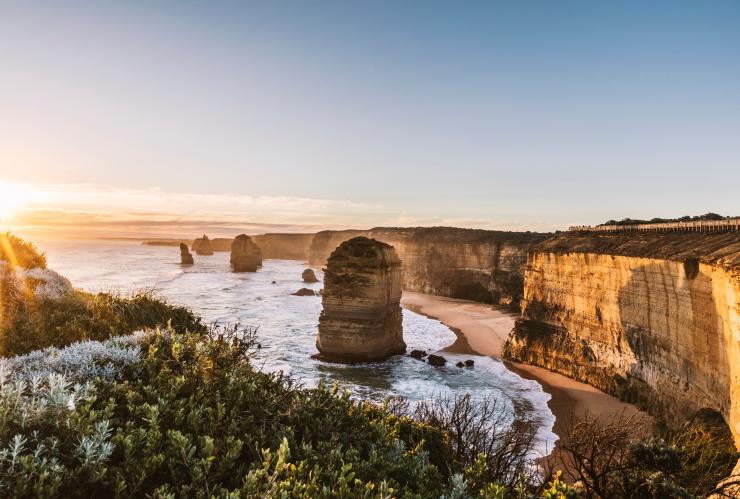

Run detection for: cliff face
[[252, 233, 315, 260], [316, 237, 405, 362], [309, 227, 550, 309], [503, 231, 740, 444]]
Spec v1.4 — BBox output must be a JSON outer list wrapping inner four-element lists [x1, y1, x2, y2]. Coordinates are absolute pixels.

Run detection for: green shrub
[[0, 232, 46, 269], [1, 288, 205, 357]]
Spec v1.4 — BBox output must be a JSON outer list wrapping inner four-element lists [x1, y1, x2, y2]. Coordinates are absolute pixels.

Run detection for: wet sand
[[401, 291, 648, 441]]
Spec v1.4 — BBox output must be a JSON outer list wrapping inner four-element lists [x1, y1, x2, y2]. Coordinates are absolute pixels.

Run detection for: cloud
[[1, 181, 558, 238]]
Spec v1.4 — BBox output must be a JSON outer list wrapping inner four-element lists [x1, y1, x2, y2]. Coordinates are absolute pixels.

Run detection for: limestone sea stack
[[230, 234, 263, 272], [179, 243, 194, 265], [302, 268, 319, 283], [315, 236, 405, 362], [192, 235, 214, 256]]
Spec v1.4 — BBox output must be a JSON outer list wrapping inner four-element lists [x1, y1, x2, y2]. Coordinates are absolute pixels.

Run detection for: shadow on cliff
[[617, 259, 726, 425]]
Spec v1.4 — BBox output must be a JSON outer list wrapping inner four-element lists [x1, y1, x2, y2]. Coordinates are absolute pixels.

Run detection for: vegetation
[[0, 233, 205, 357], [600, 213, 727, 226], [0, 232, 47, 269]]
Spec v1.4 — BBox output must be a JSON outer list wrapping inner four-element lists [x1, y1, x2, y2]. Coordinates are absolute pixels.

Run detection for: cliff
[[316, 237, 405, 362], [252, 233, 315, 260], [503, 231, 740, 446], [309, 227, 550, 308]]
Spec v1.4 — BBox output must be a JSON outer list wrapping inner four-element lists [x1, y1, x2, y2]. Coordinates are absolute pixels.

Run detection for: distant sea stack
[[315, 236, 405, 362], [302, 268, 318, 283], [230, 234, 263, 272], [192, 235, 214, 256], [179, 243, 194, 265]]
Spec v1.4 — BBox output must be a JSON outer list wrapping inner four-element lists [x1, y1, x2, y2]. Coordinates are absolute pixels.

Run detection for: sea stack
[[230, 234, 263, 272], [315, 236, 405, 362], [179, 243, 194, 265], [192, 235, 214, 256], [302, 268, 319, 283]]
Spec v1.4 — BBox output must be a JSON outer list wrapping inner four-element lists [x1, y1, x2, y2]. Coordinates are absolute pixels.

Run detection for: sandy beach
[[401, 291, 648, 441]]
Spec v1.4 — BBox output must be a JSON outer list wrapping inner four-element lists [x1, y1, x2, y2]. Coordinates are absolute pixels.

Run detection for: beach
[[401, 291, 649, 441]]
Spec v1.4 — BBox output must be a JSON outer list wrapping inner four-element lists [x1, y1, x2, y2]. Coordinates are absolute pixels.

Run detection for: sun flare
[[0, 181, 28, 221]]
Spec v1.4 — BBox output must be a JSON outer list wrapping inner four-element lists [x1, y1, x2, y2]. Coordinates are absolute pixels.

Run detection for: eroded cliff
[[503, 231, 740, 445], [309, 227, 550, 308]]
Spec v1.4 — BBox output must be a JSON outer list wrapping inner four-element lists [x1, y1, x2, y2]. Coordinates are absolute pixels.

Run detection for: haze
[[1, 1, 738, 237]]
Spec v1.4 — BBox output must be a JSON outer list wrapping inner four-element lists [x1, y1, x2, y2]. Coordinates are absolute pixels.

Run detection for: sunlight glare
[[0, 181, 28, 221]]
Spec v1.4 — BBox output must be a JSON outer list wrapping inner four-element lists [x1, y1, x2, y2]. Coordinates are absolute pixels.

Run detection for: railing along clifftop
[[569, 217, 740, 233]]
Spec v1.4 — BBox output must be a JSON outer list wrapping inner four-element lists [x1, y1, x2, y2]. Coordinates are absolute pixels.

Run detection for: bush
[[0, 329, 577, 498], [0, 232, 47, 269]]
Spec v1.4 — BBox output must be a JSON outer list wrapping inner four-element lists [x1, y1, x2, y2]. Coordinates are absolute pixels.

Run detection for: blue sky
[[1, 1, 738, 235]]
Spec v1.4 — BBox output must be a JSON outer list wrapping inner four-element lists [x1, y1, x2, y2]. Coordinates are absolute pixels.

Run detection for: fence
[[569, 217, 740, 233]]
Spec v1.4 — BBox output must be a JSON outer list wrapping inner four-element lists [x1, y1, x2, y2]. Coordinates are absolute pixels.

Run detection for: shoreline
[[401, 291, 649, 443]]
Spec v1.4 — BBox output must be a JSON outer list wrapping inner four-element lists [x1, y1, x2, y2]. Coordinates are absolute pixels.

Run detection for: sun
[[0, 181, 28, 221]]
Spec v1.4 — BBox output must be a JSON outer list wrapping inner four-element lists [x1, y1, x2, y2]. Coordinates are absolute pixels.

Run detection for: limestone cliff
[[316, 237, 405, 362], [503, 231, 740, 445], [192, 235, 214, 256], [309, 227, 550, 309], [252, 233, 315, 260]]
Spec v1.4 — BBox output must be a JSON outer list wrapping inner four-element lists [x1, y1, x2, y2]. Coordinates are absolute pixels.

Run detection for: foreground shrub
[[0, 329, 576, 498], [0, 232, 47, 269]]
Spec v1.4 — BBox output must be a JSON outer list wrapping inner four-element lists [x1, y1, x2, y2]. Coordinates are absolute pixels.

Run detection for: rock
[[292, 288, 316, 296], [427, 354, 446, 367], [302, 268, 319, 283], [315, 237, 405, 362], [271, 280, 277, 284], [409, 349, 427, 360], [192, 235, 214, 256], [230, 234, 263, 272], [464, 359, 475, 367], [456, 361, 465, 368], [179, 243, 194, 265]]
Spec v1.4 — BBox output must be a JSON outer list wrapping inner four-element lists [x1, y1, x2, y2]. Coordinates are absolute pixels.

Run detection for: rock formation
[[253, 233, 315, 260], [502, 231, 740, 448], [427, 354, 446, 367], [302, 268, 318, 283], [192, 235, 214, 256], [315, 237, 405, 362], [179, 243, 194, 265], [230, 234, 263, 272], [292, 288, 316, 296], [309, 227, 550, 309]]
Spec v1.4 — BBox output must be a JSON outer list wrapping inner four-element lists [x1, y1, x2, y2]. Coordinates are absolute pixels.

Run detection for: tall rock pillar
[[316, 236, 405, 362], [230, 234, 263, 272]]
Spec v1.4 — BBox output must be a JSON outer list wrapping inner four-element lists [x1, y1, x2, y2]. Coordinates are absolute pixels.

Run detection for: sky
[[1, 1, 738, 237]]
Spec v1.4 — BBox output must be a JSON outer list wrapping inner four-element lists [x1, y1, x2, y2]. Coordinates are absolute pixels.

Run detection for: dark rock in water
[[316, 236, 405, 362], [464, 359, 475, 367], [302, 268, 319, 283], [292, 288, 316, 296], [192, 235, 214, 256], [230, 234, 263, 272], [456, 361, 465, 368], [409, 349, 427, 360], [179, 243, 194, 265], [271, 280, 277, 284], [427, 354, 446, 367]]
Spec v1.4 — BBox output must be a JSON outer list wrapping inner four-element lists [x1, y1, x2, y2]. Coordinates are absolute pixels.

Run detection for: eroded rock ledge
[[315, 237, 405, 362], [503, 231, 740, 448]]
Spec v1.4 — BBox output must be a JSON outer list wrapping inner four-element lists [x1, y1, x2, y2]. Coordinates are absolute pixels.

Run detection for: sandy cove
[[401, 291, 648, 442]]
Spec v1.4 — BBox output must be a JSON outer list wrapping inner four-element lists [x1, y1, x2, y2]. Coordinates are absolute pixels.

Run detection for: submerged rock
[[230, 234, 263, 272], [427, 354, 446, 367], [302, 268, 319, 283], [292, 288, 316, 296], [179, 243, 194, 265], [315, 237, 405, 362], [464, 359, 475, 367], [409, 349, 427, 360], [456, 361, 465, 368], [192, 235, 214, 256]]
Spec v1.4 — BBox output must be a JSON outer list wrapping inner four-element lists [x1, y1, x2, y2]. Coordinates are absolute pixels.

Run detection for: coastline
[[400, 291, 649, 443]]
